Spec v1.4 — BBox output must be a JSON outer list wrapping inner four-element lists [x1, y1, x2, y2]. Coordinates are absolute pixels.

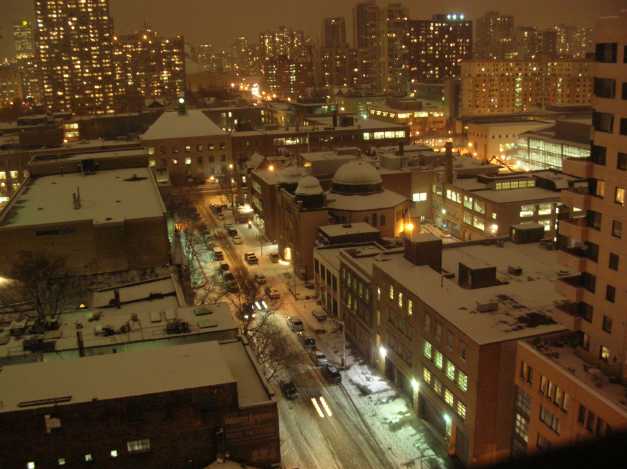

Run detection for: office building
[[512, 10, 627, 456], [460, 60, 592, 116], [112, 28, 186, 111], [408, 14, 473, 84], [34, 0, 115, 114], [0, 62, 22, 108], [383, 3, 410, 95], [323, 17, 347, 49], [13, 19, 41, 106], [555, 25, 593, 59], [353, 1, 385, 91], [514, 27, 541, 60], [475, 11, 515, 60]]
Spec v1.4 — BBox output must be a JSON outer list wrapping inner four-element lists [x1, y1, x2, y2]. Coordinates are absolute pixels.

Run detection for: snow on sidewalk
[[342, 360, 452, 469]]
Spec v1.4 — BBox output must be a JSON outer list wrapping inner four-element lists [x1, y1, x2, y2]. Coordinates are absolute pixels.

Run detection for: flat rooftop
[[523, 338, 627, 415], [141, 109, 225, 140], [472, 186, 561, 203], [377, 241, 570, 345], [326, 189, 407, 211], [0, 339, 271, 414], [30, 148, 147, 165], [234, 118, 406, 137], [319, 222, 379, 238], [0, 167, 165, 228], [0, 277, 238, 361]]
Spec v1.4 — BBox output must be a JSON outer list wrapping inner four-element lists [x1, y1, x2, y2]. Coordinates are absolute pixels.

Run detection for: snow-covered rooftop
[[522, 338, 627, 415], [472, 187, 561, 204], [0, 340, 271, 413], [141, 109, 225, 140], [377, 241, 569, 345], [0, 167, 165, 228], [326, 189, 407, 211], [319, 222, 379, 238]]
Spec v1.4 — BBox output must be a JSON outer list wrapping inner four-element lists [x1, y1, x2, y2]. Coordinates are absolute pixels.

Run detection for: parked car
[[311, 349, 328, 367], [279, 380, 298, 400], [269, 252, 280, 263], [227, 227, 238, 237], [219, 263, 230, 272], [323, 365, 342, 384], [265, 286, 280, 300], [254, 274, 267, 285], [287, 316, 304, 333], [244, 252, 258, 265], [222, 272, 235, 283], [232, 235, 243, 245], [226, 282, 239, 293], [213, 249, 224, 261], [312, 310, 327, 322], [298, 334, 316, 350]]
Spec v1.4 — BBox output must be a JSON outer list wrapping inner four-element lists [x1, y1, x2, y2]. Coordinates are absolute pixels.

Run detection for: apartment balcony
[[558, 247, 597, 274], [563, 157, 594, 179], [558, 217, 588, 242], [560, 188, 589, 210], [552, 300, 583, 331], [556, 275, 585, 304]]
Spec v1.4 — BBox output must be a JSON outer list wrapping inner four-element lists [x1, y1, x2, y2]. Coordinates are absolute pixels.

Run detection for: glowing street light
[[405, 221, 415, 234], [411, 378, 420, 393], [379, 345, 388, 359], [268, 164, 275, 172]]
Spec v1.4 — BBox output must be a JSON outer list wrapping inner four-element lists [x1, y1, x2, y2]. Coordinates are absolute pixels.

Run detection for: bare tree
[[249, 317, 300, 382], [10, 251, 77, 331]]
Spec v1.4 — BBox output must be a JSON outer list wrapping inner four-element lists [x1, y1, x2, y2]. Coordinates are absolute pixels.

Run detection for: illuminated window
[[127, 439, 151, 454], [408, 300, 413, 316], [539, 219, 551, 231], [463, 195, 473, 209], [377, 287, 381, 300], [435, 351, 443, 369], [197, 144, 204, 151], [600, 345, 610, 362], [446, 360, 456, 381], [412, 192, 428, 202], [185, 158, 192, 165], [148, 159, 156, 168], [389, 285, 394, 300], [538, 203, 552, 215], [363, 132, 371, 140], [398, 291, 403, 308], [423, 367, 432, 384], [110, 450, 118, 458], [57, 459, 66, 466], [520, 205, 535, 217], [148, 147, 155, 155], [27, 463, 36, 469], [433, 378, 442, 395], [472, 216, 485, 231], [473, 199, 485, 214], [172, 159, 178, 165], [457, 401, 467, 420], [615, 187, 625, 206], [84, 454, 93, 462], [444, 388, 454, 406], [423, 340, 433, 360], [457, 371, 468, 391]]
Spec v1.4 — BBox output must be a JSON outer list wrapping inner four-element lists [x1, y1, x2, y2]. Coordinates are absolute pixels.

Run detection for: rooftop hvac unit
[[508, 265, 523, 276], [477, 302, 499, 313]]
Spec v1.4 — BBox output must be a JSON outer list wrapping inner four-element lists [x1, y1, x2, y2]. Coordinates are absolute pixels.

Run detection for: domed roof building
[[295, 175, 325, 209], [331, 160, 383, 195], [278, 166, 306, 192]]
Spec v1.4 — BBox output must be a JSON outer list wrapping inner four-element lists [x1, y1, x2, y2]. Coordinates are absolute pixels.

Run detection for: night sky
[[0, 0, 623, 58]]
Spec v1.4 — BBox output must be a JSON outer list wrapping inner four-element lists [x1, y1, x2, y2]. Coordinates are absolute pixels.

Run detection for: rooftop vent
[[477, 302, 499, 313], [508, 265, 523, 276]]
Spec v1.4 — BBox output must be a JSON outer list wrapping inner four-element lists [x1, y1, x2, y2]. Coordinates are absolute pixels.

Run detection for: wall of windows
[[513, 136, 589, 171]]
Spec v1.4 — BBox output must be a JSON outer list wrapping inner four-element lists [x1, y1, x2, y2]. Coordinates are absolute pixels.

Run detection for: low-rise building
[[340, 235, 572, 465], [141, 107, 231, 185], [0, 151, 169, 276], [0, 340, 279, 469], [431, 170, 580, 240], [512, 119, 591, 171]]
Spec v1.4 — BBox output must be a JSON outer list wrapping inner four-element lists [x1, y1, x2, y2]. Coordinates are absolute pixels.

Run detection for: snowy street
[[192, 194, 452, 469]]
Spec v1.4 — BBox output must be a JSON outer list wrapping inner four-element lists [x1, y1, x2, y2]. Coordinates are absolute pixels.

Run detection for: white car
[[311, 349, 328, 367], [232, 235, 243, 245]]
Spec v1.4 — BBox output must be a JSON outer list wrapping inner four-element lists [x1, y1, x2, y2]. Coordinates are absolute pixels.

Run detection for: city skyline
[[0, 0, 622, 58]]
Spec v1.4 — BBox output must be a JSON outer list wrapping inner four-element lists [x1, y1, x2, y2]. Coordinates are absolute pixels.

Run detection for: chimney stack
[[404, 233, 442, 272], [445, 141, 454, 184]]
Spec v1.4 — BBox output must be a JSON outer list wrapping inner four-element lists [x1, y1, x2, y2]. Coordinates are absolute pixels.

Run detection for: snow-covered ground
[[194, 194, 453, 469]]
